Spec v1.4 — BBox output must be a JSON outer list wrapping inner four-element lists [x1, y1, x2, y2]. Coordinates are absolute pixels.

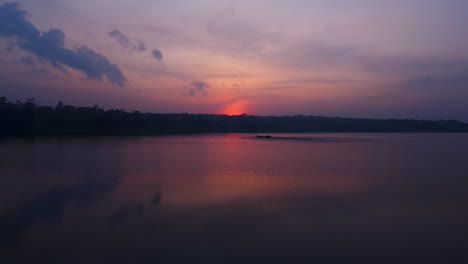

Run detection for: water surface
[[1, 133, 468, 263]]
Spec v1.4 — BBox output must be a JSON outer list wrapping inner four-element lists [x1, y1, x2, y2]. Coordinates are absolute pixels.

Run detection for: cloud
[[136, 41, 146, 52], [0, 3, 38, 40], [152, 49, 163, 61], [204, 6, 281, 57], [108, 29, 163, 62], [272, 38, 468, 82], [401, 65, 468, 92], [108, 30, 147, 52], [108, 30, 131, 48], [182, 80, 208, 96], [0, 2, 126, 86], [19, 55, 35, 67], [360, 56, 468, 76]]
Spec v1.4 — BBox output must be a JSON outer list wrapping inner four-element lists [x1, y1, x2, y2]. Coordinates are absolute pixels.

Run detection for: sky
[[1, 0, 468, 120]]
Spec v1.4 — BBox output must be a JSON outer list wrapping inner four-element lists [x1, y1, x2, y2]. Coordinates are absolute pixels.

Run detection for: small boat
[[257, 135, 272, 139]]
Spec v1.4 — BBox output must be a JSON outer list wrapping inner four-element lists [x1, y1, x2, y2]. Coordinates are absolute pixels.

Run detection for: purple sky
[[1, 0, 468, 120]]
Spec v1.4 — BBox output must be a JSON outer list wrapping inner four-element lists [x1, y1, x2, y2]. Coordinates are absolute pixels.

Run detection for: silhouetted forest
[[1, 96, 468, 136]]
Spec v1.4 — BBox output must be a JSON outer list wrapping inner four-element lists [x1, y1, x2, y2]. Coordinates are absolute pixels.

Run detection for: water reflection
[[0, 181, 118, 246], [109, 206, 130, 227], [135, 202, 145, 215], [250, 134, 370, 143], [151, 192, 162, 207], [0, 134, 468, 263]]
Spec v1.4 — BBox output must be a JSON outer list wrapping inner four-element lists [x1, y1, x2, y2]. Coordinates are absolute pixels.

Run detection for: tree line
[[1, 96, 467, 136]]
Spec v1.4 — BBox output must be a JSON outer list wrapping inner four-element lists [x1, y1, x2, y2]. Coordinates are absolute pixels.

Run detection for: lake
[[1, 133, 468, 263]]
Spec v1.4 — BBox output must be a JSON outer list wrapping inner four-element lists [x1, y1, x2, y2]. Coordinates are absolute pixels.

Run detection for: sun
[[221, 100, 248, 116]]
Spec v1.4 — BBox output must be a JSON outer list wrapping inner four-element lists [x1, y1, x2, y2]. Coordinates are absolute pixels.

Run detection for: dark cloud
[[182, 80, 208, 96], [152, 49, 163, 61], [19, 55, 35, 67], [108, 29, 164, 62], [108, 30, 147, 52], [0, 3, 39, 40], [137, 41, 146, 52], [0, 3, 126, 86], [108, 30, 131, 48]]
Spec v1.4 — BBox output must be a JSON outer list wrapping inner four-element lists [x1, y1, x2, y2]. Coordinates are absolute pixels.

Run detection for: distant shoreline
[[1, 97, 468, 136], [2, 131, 468, 140]]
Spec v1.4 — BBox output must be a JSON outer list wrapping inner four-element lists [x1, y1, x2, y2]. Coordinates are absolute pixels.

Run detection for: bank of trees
[[1, 96, 467, 136]]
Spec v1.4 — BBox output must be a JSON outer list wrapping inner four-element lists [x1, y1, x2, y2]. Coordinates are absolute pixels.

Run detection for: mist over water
[[1, 133, 468, 263]]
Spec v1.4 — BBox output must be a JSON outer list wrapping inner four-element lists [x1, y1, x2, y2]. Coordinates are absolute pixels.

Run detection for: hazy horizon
[[1, 1, 468, 121]]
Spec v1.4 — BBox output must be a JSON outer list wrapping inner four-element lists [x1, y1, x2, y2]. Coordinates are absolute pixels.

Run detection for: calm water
[[1, 133, 468, 263]]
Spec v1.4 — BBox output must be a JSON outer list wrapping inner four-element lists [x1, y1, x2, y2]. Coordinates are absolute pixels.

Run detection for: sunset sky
[[1, 0, 468, 120]]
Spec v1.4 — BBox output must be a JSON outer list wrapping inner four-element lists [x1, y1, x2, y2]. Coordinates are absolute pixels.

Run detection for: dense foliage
[[1, 96, 467, 136]]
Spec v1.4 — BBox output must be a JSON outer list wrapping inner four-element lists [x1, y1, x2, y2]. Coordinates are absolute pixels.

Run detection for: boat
[[256, 135, 272, 139]]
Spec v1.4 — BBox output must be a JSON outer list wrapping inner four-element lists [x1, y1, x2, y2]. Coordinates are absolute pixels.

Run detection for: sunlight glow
[[221, 100, 248, 116]]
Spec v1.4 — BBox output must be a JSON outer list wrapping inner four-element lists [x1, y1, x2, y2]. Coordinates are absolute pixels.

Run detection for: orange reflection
[[105, 135, 375, 208]]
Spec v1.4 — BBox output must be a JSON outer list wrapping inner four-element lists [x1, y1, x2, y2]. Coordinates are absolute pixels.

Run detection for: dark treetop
[[1, 96, 467, 136]]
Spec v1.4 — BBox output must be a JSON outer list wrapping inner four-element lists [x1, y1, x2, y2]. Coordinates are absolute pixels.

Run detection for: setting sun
[[221, 100, 249, 116]]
